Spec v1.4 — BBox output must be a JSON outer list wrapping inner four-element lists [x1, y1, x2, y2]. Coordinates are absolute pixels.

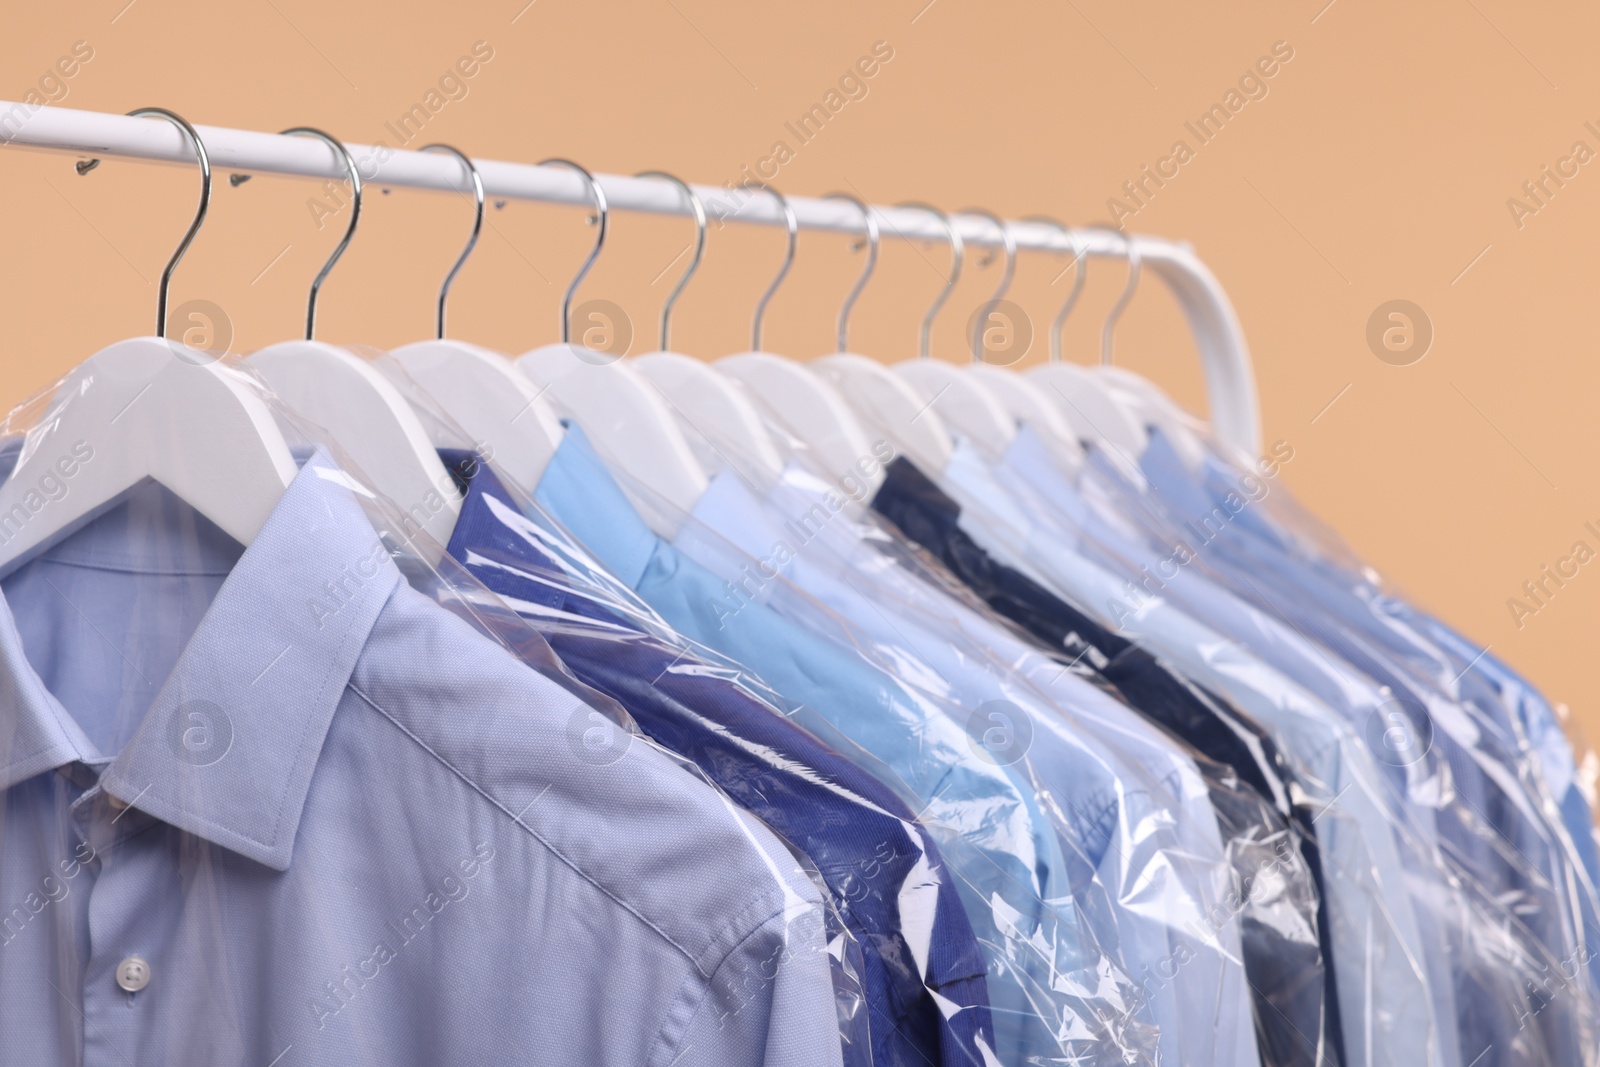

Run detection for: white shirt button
[[116, 956, 151, 993]]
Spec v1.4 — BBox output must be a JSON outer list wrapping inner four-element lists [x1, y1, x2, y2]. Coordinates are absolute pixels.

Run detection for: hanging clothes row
[[0, 106, 1595, 1067]]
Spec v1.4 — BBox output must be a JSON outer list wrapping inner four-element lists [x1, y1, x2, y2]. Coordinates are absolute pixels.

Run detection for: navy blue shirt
[[439, 451, 995, 1067], [872, 456, 1345, 1067]]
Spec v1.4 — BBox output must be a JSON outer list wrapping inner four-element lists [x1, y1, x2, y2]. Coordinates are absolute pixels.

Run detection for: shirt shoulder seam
[[346, 679, 710, 970], [647, 903, 812, 1067]]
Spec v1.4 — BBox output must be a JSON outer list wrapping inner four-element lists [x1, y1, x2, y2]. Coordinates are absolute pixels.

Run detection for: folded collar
[[531, 425, 658, 591], [0, 450, 399, 871]]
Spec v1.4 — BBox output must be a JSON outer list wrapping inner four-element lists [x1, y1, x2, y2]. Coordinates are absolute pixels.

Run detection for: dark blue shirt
[[439, 451, 994, 1067], [872, 455, 1345, 1067]]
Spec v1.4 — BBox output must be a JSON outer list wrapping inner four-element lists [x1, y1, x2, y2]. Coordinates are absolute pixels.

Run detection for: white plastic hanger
[[888, 204, 1016, 461], [806, 194, 955, 475], [1093, 364, 1209, 470], [626, 171, 783, 486], [1026, 224, 1148, 460], [714, 183, 884, 488], [383, 144, 564, 496], [0, 108, 297, 576], [512, 158, 708, 536], [1074, 225, 1206, 466], [246, 129, 460, 552]]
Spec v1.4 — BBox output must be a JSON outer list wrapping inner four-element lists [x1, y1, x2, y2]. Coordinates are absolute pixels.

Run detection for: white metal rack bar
[[0, 101, 1260, 454]]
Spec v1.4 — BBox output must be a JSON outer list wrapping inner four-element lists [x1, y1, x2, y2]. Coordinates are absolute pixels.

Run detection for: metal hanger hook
[[85, 108, 212, 339], [538, 158, 608, 346], [893, 202, 963, 360], [281, 127, 362, 341], [419, 144, 483, 341], [1086, 225, 1142, 365], [635, 170, 705, 351], [822, 193, 878, 352], [957, 208, 1015, 365], [741, 182, 797, 351], [1022, 215, 1087, 364]]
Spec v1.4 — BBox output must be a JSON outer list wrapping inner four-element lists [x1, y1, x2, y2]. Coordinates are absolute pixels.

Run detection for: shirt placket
[[72, 778, 175, 1067]]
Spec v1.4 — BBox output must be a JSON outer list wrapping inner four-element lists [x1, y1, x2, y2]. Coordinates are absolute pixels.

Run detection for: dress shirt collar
[[0, 449, 400, 871], [531, 425, 658, 590]]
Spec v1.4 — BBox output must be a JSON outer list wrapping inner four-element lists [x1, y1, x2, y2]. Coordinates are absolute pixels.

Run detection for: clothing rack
[[0, 100, 1260, 455]]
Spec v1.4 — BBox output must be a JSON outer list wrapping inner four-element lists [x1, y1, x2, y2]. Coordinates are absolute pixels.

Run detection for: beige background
[[2, 1, 1597, 741]]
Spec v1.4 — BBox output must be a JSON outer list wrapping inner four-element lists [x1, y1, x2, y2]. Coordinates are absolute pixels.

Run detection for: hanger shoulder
[[813, 353, 954, 475], [386, 340, 564, 492], [1026, 363, 1149, 458], [967, 365, 1085, 469], [249, 340, 461, 549], [633, 352, 784, 484], [893, 359, 1017, 459], [0, 337, 298, 573], [715, 352, 884, 491], [515, 343, 708, 536], [1093, 366, 1209, 470]]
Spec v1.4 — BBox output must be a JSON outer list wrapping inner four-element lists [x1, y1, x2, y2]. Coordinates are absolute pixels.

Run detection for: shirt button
[[116, 956, 151, 993]]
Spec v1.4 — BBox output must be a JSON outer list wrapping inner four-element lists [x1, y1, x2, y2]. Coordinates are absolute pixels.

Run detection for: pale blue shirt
[[941, 434, 1452, 1067], [531, 427, 1160, 1067], [0, 449, 843, 1067], [1127, 430, 1600, 1059], [673, 460, 1256, 1067]]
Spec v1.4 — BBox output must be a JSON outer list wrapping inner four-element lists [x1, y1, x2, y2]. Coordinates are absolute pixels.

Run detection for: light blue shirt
[[672, 459, 1258, 1067], [941, 433, 1452, 1067], [0, 450, 842, 1067], [1130, 430, 1600, 1055], [532, 427, 1161, 1067]]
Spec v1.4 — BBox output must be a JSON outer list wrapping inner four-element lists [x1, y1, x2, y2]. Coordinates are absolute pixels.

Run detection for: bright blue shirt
[[532, 427, 1160, 1067], [438, 449, 994, 1067]]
